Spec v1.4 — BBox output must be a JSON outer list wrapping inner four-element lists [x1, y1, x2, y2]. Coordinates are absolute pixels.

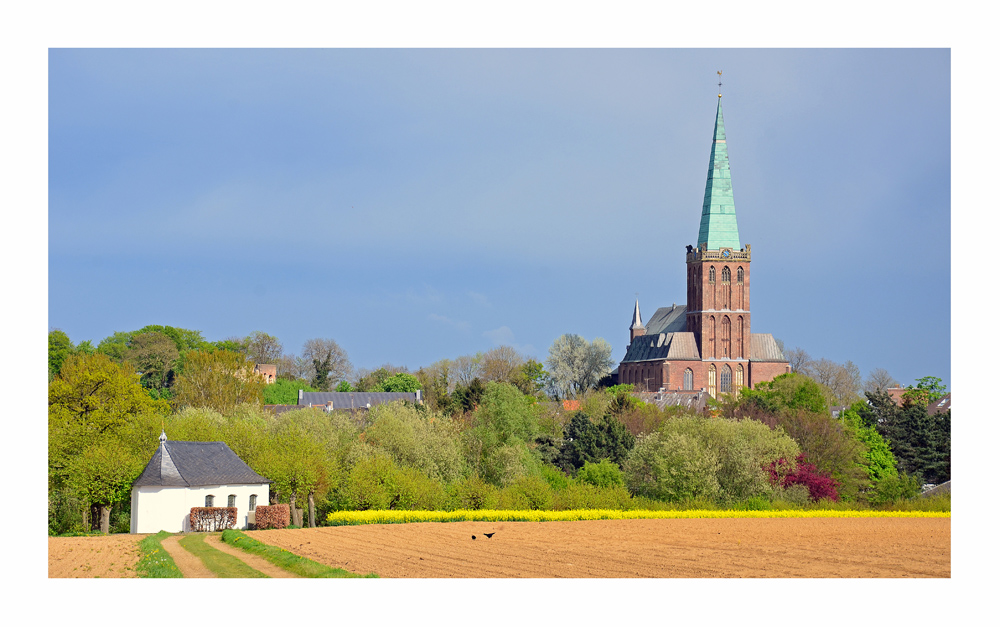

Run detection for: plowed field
[[248, 517, 951, 578]]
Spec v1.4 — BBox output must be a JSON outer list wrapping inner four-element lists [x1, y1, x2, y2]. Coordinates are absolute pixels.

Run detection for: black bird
[[484, 532, 495, 538], [472, 535, 476, 540]]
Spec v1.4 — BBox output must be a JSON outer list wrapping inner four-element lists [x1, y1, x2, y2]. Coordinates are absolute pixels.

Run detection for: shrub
[[766, 454, 839, 502], [255, 503, 290, 530], [552, 483, 634, 511], [498, 475, 554, 510], [189, 506, 238, 531], [447, 475, 500, 510], [576, 459, 625, 489]]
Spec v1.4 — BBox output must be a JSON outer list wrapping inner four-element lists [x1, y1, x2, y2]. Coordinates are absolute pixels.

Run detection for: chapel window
[[249, 495, 257, 511], [708, 365, 717, 398], [205, 495, 215, 507], [228, 494, 236, 508]]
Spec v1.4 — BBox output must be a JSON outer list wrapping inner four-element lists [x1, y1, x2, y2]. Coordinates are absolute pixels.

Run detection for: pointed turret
[[697, 96, 741, 250], [629, 299, 646, 342]]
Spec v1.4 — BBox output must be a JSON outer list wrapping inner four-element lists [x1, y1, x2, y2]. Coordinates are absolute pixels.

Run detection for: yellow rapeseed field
[[326, 508, 949, 526]]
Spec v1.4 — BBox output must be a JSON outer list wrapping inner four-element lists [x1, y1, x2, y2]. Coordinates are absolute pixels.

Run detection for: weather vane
[[717, 71, 723, 98]]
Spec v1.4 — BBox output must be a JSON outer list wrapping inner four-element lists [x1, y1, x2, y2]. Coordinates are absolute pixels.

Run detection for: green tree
[[171, 349, 265, 414], [557, 412, 635, 472], [466, 382, 541, 485], [125, 331, 180, 392], [262, 378, 316, 405], [901, 376, 948, 407], [839, 402, 900, 495], [374, 372, 422, 393], [49, 329, 74, 379], [576, 459, 625, 488], [301, 338, 352, 391], [49, 353, 169, 532], [363, 402, 465, 483]]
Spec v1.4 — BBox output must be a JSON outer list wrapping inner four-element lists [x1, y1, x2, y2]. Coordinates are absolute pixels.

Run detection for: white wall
[[130, 483, 270, 534]]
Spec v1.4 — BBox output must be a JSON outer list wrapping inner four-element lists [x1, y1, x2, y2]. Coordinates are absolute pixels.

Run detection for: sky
[[48, 48, 951, 388]]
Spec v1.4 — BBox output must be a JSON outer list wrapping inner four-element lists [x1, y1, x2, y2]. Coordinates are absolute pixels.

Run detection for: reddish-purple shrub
[[189, 507, 238, 531], [765, 454, 839, 502], [254, 504, 290, 530]]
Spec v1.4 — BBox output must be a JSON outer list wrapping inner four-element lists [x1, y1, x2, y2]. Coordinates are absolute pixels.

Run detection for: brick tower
[[616, 88, 789, 398]]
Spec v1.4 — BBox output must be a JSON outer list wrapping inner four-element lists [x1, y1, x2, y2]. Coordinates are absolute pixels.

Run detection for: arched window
[[684, 368, 694, 391], [708, 364, 717, 398], [205, 495, 215, 507], [722, 266, 731, 283], [721, 364, 732, 394], [722, 316, 731, 357], [249, 495, 257, 511], [709, 266, 716, 283], [228, 494, 236, 508], [737, 267, 744, 284], [735, 364, 744, 390]]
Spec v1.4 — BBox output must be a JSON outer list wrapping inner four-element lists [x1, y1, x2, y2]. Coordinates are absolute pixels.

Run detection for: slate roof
[[748, 333, 787, 362], [927, 393, 951, 415], [133, 440, 270, 488], [299, 391, 421, 409], [636, 390, 710, 412], [644, 305, 687, 336], [621, 331, 701, 363]]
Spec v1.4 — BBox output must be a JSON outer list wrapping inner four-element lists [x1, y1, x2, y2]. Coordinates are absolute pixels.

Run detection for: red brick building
[[617, 93, 790, 398]]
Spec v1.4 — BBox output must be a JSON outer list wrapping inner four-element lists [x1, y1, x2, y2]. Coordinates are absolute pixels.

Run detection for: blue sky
[[48, 48, 950, 388]]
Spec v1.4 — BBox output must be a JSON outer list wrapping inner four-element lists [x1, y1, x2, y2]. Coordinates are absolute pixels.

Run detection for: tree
[[863, 368, 899, 396], [262, 378, 316, 405], [374, 372, 422, 393], [301, 338, 352, 390], [557, 411, 636, 472], [49, 329, 75, 379], [481, 346, 525, 384], [245, 330, 284, 366], [901, 376, 948, 407], [125, 331, 180, 392], [785, 347, 812, 375], [545, 334, 614, 398], [809, 358, 862, 407], [452, 354, 483, 387], [49, 353, 169, 532], [171, 349, 265, 414]]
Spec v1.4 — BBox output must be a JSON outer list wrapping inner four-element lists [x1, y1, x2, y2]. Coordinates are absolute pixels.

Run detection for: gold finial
[[717, 71, 723, 98]]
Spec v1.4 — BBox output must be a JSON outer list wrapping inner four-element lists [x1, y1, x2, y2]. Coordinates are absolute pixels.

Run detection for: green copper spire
[[697, 96, 741, 250]]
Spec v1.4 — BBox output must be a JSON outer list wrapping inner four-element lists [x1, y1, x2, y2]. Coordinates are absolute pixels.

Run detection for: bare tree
[[452, 353, 484, 387], [301, 338, 352, 390], [245, 331, 284, 365], [863, 368, 899, 396], [810, 358, 862, 407], [785, 347, 813, 375], [481, 346, 525, 384]]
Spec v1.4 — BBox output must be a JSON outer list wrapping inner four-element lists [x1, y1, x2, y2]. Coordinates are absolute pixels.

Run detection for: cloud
[[467, 291, 491, 307], [428, 313, 470, 332]]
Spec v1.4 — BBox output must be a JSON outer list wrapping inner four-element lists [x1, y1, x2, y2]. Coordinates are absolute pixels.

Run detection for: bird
[[484, 532, 495, 539], [472, 535, 476, 540]]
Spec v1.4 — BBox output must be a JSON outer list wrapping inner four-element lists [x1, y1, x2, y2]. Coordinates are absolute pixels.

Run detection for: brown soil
[[48, 535, 146, 578], [248, 517, 951, 578]]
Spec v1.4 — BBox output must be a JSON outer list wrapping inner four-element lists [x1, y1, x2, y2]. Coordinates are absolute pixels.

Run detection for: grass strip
[[178, 533, 268, 578], [136, 530, 183, 578], [327, 508, 951, 526], [221, 530, 378, 578]]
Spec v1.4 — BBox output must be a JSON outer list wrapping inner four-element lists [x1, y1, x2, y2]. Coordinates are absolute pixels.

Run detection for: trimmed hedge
[[189, 507, 238, 532], [254, 504, 290, 530]]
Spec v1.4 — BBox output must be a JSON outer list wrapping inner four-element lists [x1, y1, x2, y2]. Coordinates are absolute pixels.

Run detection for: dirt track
[[249, 517, 951, 578]]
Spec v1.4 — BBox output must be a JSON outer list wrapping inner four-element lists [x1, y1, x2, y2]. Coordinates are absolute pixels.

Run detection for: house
[[616, 92, 790, 397], [297, 390, 423, 410], [927, 392, 951, 415], [130, 430, 271, 534]]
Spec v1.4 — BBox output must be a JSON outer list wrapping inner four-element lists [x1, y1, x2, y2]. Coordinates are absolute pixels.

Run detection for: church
[[616, 91, 790, 399]]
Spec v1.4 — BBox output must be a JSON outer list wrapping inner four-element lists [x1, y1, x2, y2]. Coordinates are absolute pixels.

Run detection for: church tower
[[616, 82, 788, 398], [686, 92, 751, 371]]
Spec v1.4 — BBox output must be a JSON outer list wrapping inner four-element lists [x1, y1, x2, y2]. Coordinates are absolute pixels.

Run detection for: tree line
[[48, 323, 949, 535]]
